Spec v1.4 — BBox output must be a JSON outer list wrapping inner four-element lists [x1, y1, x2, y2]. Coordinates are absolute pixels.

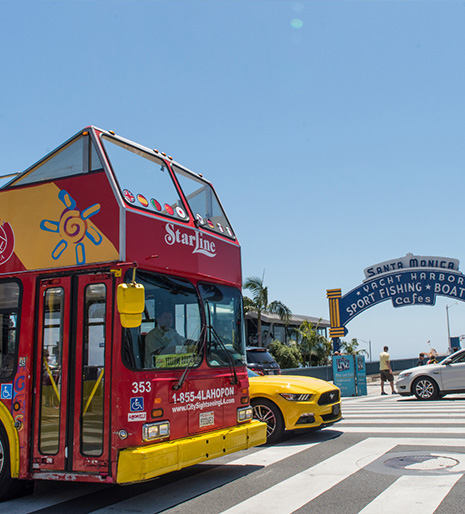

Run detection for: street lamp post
[[446, 302, 459, 354], [358, 338, 372, 362]]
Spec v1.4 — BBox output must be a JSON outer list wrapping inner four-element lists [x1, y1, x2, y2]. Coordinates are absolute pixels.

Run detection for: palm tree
[[296, 320, 332, 366], [340, 338, 369, 356], [243, 274, 291, 347]]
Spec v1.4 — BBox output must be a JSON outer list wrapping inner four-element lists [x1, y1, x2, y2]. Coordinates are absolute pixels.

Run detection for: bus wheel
[[0, 424, 23, 501], [251, 398, 284, 444]]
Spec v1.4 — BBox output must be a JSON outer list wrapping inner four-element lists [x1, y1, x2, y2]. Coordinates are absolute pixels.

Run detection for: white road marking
[[90, 441, 321, 514], [224, 440, 320, 467], [338, 410, 465, 414], [340, 426, 465, 433], [220, 437, 465, 514], [220, 438, 396, 514], [339, 418, 465, 424], [358, 474, 462, 514]]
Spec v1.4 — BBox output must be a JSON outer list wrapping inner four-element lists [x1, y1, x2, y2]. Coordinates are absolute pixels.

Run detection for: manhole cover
[[359, 451, 465, 476], [384, 455, 459, 471]]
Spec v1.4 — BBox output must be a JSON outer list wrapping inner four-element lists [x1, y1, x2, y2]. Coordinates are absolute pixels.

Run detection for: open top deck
[[0, 127, 240, 285]]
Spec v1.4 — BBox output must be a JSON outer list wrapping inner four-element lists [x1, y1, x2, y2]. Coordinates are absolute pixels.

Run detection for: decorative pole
[[327, 288, 344, 352]]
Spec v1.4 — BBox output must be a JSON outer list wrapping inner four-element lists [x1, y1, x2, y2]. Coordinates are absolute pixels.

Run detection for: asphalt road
[[4, 381, 465, 513]]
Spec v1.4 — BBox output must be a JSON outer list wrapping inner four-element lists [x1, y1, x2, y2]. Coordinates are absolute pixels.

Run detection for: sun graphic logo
[[40, 190, 102, 265], [0, 220, 15, 265]]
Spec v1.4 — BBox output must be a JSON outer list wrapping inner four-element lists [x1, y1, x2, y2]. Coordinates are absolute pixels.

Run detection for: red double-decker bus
[[0, 127, 266, 499]]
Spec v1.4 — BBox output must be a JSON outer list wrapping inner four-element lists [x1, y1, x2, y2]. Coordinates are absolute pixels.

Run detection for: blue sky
[[1, 0, 465, 359]]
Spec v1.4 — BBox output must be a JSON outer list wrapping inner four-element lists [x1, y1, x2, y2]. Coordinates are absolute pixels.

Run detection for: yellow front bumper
[[117, 419, 267, 484]]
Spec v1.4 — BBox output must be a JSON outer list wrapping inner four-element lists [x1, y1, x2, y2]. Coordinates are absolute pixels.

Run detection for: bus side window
[[0, 281, 21, 381]]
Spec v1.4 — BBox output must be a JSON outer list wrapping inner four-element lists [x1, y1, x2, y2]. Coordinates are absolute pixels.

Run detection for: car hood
[[249, 374, 337, 394], [400, 363, 441, 376]]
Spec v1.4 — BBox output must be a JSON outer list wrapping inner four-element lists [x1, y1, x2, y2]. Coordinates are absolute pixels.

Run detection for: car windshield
[[441, 350, 465, 364], [247, 350, 275, 364]]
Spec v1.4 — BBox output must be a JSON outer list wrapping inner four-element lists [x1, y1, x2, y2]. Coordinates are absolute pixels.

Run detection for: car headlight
[[142, 421, 170, 441], [280, 393, 312, 401], [398, 372, 412, 379]]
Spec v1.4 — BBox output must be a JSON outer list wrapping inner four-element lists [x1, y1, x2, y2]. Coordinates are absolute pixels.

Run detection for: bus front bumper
[[116, 419, 267, 484]]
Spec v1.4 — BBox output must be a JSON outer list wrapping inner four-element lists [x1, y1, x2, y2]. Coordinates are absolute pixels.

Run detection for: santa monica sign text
[[327, 253, 464, 339]]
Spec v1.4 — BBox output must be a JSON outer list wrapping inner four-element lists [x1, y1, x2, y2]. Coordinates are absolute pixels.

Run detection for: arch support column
[[327, 288, 344, 352]]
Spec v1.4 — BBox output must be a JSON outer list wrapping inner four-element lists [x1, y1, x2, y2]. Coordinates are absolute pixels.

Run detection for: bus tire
[[0, 424, 22, 501]]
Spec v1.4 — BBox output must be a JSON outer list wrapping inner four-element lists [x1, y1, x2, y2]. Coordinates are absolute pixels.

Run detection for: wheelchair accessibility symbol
[[130, 397, 144, 412], [1, 384, 13, 400]]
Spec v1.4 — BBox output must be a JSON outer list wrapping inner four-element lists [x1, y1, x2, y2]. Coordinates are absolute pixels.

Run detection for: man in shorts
[[379, 345, 396, 395]]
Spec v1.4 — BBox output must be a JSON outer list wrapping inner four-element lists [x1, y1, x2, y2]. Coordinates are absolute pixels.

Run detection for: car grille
[[322, 403, 341, 421], [321, 412, 339, 422], [318, 390, 340, 406]]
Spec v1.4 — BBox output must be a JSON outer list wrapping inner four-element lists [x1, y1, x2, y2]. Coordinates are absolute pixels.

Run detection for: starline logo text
[[165, 223, 216, 258]]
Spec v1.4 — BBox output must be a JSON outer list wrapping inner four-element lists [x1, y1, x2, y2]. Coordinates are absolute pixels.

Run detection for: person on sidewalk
[[379, 346, 396, 395]]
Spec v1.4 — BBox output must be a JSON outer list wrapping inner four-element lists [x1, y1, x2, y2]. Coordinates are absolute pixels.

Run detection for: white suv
[[396, 348, 465, 400]]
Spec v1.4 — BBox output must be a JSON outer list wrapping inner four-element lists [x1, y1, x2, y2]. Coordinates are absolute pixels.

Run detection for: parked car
[[248, 369, 341, 443], [396, 348, 465, 400], [246, 346, 281, 375]]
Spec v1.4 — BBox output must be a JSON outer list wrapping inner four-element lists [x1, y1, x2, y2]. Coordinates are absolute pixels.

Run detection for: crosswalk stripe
[[343, 410, 465, 419], [343, 405, 465, 410], [339, 399, 465, 434], [89, 441, 321, 514], [220, 437, 465, 514], [220, 438, 396, 514], [339, 426, 465, 433], [339, 419, 465, 424], [224, 440, 320, 467], [358, 474, 462, 514], [343, 413, 465, 417]]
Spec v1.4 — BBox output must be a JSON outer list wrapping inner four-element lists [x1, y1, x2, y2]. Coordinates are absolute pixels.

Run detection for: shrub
[[268, 340, 302, 369]]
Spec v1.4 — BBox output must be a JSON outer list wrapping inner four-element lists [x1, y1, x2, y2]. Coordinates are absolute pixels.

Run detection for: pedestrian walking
[[379, 345, 396, 395], [416, 353, 425, 366]]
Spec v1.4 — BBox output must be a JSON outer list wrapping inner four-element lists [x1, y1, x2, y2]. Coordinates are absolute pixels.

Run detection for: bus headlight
[[237, 406, 253, 422], [142, 421, 170, 441]]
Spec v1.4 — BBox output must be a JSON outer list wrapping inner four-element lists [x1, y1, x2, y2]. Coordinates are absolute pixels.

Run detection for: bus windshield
[[101, 136, 187, 221], [172, 164, 235, 239], [101, 135, 235, 238], [199, 283, 245, 367], [122, 272, 246, 370], [122, 271, 203, 370]]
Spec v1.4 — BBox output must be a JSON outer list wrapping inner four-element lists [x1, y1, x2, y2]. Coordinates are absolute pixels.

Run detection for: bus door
[[32, 274, 113, 475]]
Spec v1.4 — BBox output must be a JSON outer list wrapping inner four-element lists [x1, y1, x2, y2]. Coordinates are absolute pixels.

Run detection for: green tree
[[339, 338, 369, 356], [243, 273, 291, 347], [296, 320, 332, 366], [268, 340, 302, 369]]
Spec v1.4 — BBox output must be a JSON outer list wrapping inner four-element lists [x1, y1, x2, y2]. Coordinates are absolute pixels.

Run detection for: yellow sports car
[[248, 369, 342, 443]]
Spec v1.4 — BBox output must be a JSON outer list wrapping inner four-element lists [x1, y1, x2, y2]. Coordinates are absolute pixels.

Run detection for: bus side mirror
[[117, 282, 145, 328]]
